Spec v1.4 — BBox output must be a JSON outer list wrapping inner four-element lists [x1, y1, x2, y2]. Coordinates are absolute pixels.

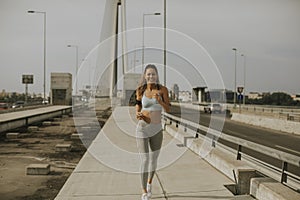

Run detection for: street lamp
[[142, 12, 161, 71], [232, 48, 237, 108], [241, 54, 246, 105], [28, 10, 47, 102], [67, 45, 79, 95]]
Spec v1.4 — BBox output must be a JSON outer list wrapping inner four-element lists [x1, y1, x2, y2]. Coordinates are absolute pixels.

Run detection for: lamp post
[[142, 12, 161, 71], [28, 10, 47, 102], [67, 45, 79, 95], [241, 54, 246, 106], [232, 48, 237, 108]]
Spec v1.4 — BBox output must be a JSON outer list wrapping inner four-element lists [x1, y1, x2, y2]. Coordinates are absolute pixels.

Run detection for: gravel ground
[[0, 101, 111, 200]]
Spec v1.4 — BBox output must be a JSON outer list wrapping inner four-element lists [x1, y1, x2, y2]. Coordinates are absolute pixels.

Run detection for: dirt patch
[[0, 103, 111, 200]]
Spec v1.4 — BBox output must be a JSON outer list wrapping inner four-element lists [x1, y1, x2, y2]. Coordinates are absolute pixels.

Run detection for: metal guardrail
[[162, 112, 300, 190], [227, 104, 300, 114], [279, 113, 300, 122], [0, 104, 51, 114], [226, 104, 300, 122]]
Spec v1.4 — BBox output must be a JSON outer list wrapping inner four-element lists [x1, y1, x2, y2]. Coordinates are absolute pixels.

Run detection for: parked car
[[12, 101, 25, 109], [0, 103, 9, 110], [204, 103, 223, 114]]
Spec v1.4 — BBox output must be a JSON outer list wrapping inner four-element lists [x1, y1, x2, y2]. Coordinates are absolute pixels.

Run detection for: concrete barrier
[[55, 144, 72, 152], [6, 132, 20, 139], [171, 103, 300, 135], [165, 123, 300, 199], [0, 106, 72, 133], [237, 169, 260, 195], [231, 113, 300, 136], [28, 126, 39, 132], [250, 177, 300, 200], [166, 124, 251, 181], [26, 164, 50, 175], [42, 121, 52, 126], [71, 133, 83, 140]]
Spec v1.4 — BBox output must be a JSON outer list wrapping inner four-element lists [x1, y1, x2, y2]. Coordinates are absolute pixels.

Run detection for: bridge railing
[[279, 112, 300, 122], [162, 112, 300, 191], [0, 104, 88, 134]]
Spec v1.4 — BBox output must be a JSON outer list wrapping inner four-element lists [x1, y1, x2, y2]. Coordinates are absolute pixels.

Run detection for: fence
[[162, 112, 300, 191]]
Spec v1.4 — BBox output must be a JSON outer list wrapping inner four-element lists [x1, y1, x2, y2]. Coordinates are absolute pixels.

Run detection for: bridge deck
[[0, 105, 73, 133], [0, 106, 71, 122], [55, 106, 253, 200]]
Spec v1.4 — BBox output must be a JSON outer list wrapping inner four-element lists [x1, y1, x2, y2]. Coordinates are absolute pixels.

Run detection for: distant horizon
[[1, 87, 299, 96]]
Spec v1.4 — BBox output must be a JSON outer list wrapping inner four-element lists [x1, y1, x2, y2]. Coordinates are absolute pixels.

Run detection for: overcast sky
[[1, 0, 300, 95]]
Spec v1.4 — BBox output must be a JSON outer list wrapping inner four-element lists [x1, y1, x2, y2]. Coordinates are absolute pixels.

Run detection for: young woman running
[[135, 64, 170, 200]]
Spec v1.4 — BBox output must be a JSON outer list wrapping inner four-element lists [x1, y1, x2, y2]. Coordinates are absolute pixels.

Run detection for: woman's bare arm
[[158, 86, 170, 112]]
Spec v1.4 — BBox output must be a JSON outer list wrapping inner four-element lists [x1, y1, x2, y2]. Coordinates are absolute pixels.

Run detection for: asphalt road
[[169, 105, 300, 178]]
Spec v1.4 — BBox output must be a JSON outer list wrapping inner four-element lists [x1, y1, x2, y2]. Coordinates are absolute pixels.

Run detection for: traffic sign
[[22, 74, 34, 84], [237, 86, 244, 94], [238, 94, 243, 100]]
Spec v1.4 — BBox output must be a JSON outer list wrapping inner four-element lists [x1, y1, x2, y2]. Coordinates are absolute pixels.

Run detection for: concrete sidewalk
[[55, 106, 252, 200]]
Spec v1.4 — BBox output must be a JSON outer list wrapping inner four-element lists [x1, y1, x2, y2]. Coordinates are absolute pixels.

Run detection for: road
[[169, 105, 300, 178]]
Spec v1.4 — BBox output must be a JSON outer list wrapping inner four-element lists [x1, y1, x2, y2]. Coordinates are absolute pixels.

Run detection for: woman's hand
[[136, 112, 143, 120], [136, 111, 151, 123], [153, 92, 162, 103]]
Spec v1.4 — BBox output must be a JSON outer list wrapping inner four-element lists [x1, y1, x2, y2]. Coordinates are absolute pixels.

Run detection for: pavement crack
[[155, 172, 168, 199]]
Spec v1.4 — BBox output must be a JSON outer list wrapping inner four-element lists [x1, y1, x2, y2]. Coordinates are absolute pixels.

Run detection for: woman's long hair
[[137, 64, 161, 96]]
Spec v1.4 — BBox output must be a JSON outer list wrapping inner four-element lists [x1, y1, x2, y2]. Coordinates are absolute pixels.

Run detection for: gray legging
[[136, 120, 163, 190]]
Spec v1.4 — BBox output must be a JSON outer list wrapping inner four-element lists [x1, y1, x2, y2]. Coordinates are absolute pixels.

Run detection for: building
[[0, 89, 6, 98], [192, 87, 207, 103], [178, 91, 191, 102], [248, 92, 262, 100], [171, 84, 179, 101], [191, 87, 235, 103], [50, 73, 72, 105], [206, 89, 233, 103], [291, 94, 300, 101]]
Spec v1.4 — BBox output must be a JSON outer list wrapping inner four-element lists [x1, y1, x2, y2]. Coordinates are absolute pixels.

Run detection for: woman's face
[[144, 68, 158, 84]]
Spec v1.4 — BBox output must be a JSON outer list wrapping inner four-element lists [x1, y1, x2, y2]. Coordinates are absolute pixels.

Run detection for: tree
[[247, 92, 299, 106], [267, 92, 294, 106]]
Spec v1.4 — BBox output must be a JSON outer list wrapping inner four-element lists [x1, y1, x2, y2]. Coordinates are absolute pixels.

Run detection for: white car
[[204, 103, 223, 114]]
